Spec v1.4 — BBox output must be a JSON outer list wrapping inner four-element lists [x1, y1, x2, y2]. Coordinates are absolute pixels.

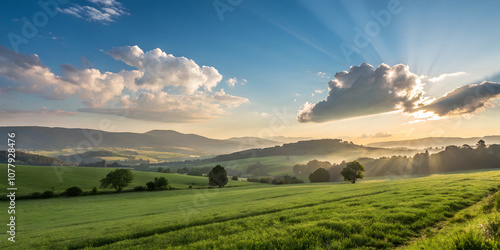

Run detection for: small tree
[[231, 175, 239, 181], [155, 177, 168, 189], [341, 161, 365, 184], [309, 168, 330, 183], [208, 165, 228, 188], [477, 139, 486, 149], [100, 169, 134, 192]]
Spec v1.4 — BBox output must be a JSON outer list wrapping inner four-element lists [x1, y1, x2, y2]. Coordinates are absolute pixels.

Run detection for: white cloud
[[58, 0, 129, 24], [108, 45, 222, 94], [0, 45, 249, 123], [226, 77, 237, 87], [420, 71, 467, 83], [316, 72, 329, 78], [225, 77, 246, 87]]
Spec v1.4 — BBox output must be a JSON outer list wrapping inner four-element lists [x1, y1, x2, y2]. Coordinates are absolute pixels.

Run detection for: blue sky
[[1, 0, 500, 142]]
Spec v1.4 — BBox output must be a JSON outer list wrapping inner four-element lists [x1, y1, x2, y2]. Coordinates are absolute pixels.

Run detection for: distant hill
[[0, 126, 281, 155], [0, 150, 70, 166], [367, 136, 500, 149], [161, 139, 416, 168]]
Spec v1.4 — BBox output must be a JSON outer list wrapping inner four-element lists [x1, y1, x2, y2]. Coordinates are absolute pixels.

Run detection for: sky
[[0, 0, 500, 143]]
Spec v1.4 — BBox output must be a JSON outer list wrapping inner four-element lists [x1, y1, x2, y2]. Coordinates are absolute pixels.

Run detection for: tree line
[[294, 141, 500, 182]]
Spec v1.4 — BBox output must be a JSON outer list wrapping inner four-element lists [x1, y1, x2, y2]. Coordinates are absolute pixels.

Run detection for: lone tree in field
[[100, 169, 134, 192], [309, 168, 330, 183], [341, 161, 365, 184], [208, 165, 228, 188]]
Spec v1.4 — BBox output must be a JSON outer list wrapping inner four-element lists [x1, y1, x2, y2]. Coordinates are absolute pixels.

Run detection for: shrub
[[92, 187, 98, 194], [232, 175, 239, 181], [31, 192, 41, 198], [188, 185, 192, 189], [146, 181, 156, 191], [65, 186, 83, 197], [41, 190, 54, 199], [134, 186, 146, 191], [309, 168, 330, 183]]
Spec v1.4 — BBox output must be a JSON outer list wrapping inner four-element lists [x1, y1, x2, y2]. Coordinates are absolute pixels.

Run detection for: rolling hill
[[0, 126, 282, 155]]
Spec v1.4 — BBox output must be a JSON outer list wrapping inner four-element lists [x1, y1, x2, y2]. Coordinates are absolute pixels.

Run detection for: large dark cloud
[[419, 81, 500, 116], [297, 63, 500, 123], [297, 63, 426, 123]]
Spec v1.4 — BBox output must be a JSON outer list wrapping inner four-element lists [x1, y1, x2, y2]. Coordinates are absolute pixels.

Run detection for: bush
[[232, 175, 239, 181], [41, 190, 54, 199], [31, 192, 41, 198], [133, 186, 146, 192], [309, 168, 330, 183], [188, 185, 192, 189], [146, 181, 156, 191], [65, 186, 83, 197], [92, 187, 97, 194]]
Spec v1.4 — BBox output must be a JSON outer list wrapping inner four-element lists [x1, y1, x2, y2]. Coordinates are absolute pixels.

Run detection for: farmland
[[2, 169, 500, 249]]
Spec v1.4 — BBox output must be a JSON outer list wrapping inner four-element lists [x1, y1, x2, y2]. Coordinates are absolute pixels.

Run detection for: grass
[[0, 164, 255, 196], [161, 155, 317, 176], [2, 170, 500, 249], [406, 188, 500, 249]]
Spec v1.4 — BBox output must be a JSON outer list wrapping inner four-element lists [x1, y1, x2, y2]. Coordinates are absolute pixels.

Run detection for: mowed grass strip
[[0, 164, 255, 196], [1, 170, 500, 249]]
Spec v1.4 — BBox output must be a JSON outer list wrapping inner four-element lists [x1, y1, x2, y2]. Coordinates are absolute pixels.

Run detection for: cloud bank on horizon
[[297, 63, 500, 123], [0, 45, 248, 122]]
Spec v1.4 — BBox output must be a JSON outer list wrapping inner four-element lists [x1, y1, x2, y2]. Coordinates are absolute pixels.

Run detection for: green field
[[160, 155, 317, 177], [0, 164, 254, 196], [2, 169, 500, 249]]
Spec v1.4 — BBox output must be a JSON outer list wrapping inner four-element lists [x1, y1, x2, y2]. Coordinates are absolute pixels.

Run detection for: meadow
[[2, 169, 500, 249], [0, 164, 253, 196]]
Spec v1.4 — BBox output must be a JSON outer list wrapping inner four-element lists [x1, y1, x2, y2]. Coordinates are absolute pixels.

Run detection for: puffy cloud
[[0, 45, 249, 123], [0, 46, 76, 99], [297, 63, 500, 123], [58, 0, 129, 24], [298, 63, 429, 123], [107, 45, 222, 94], [226, 77, 238, 87], [417, 81, 500, 116]]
